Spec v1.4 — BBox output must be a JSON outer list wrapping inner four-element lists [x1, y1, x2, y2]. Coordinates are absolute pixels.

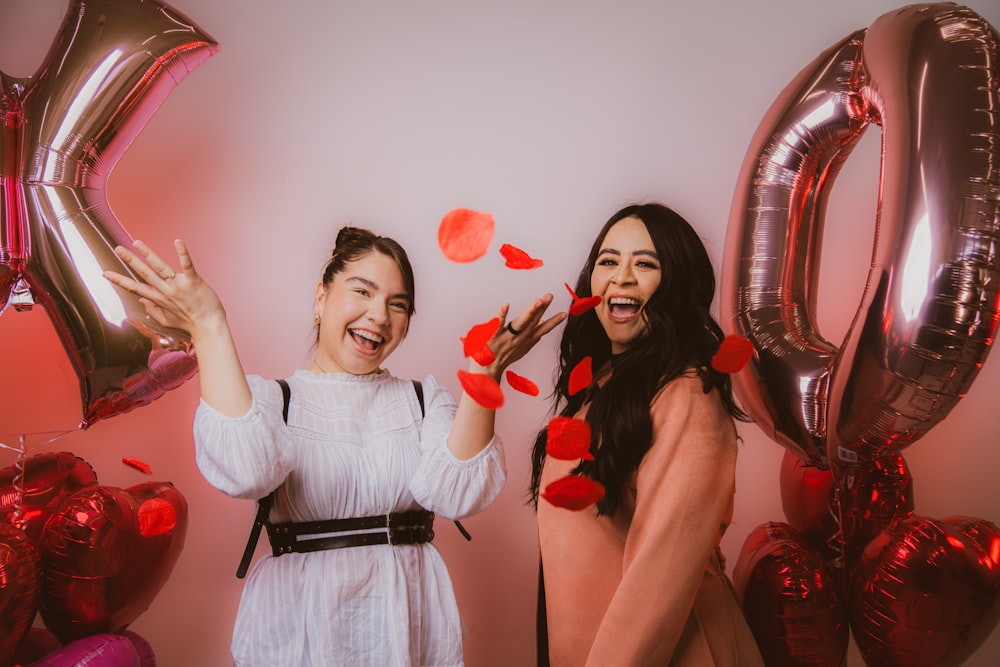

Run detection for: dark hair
[[321, 226, 416, 316], [529, 203, 747, 515]]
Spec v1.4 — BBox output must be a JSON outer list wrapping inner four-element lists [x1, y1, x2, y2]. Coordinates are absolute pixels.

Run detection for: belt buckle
[[387, 511, 434, 544]]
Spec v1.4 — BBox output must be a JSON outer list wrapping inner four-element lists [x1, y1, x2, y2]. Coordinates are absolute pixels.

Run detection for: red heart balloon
[[0, 521, 42, 666], [0, 452, 98, 546], [732, 521, 849, 667], [850, 514, 1000, 667], [37, 482, 188, 642], [836, 453, 914, 568]]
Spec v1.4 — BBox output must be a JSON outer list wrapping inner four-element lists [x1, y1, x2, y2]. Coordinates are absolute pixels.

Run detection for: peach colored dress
[[537, 371, 763, 666]]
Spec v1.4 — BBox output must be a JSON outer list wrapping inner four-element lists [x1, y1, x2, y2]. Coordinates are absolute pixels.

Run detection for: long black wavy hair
[[529, 203, 748, 515]]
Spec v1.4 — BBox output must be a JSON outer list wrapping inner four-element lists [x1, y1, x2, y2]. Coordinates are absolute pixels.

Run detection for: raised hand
[[103, 240, 226, 341], [476, 293, 567, 380]]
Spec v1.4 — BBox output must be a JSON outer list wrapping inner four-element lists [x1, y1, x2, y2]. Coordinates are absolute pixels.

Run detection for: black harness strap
[[236, 378, 468, 579]]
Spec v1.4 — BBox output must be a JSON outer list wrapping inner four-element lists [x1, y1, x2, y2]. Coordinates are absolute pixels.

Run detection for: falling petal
[[712, 335, 754, 373], [500, 243, 544, 269], [565, 283, 601, 315], [462, 317, 500, 358], [457, 370, 504, 409], [506, 370, 540, 396], [438, 208, 495, 262], [138, 497, 176, 536], [472, 345, 496, 366], [546, 416, 593, 460], [569, 295, 601, 316], [122, 458, 153, 475], [542, 475, 605, 511], [568, 357, 593, 396]]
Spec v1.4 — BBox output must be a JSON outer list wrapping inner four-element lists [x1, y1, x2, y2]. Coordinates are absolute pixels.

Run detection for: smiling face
[[590, 216, 662, 354], [312, 250, 412, 375]]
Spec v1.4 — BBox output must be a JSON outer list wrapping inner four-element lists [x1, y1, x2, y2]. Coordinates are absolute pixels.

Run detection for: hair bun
[[334, 226, 377, 253]]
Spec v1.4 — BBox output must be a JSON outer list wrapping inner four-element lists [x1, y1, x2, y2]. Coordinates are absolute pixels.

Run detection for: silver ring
[[506, 322, 522, 336], [164, 272, 176, 280]]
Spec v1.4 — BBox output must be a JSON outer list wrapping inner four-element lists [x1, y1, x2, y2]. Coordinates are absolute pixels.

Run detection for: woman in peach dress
[[530, 203, 764, 666]]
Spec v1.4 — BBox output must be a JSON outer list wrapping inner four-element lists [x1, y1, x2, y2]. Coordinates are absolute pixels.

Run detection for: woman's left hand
[[474, 293, 567, 379]]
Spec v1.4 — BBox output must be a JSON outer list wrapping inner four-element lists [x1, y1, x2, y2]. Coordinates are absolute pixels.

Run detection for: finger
[[534, 311, 568, 337], [175, 239, 197, 275], [132, 240, 178, 281]]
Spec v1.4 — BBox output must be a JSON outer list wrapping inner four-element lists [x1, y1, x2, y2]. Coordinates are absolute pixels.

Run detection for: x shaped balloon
[[0, 0, 218, 427]]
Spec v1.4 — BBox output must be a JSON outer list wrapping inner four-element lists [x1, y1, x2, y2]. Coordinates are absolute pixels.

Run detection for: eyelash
[[597, 258, 659, 270], [355, 290, 408, 312]]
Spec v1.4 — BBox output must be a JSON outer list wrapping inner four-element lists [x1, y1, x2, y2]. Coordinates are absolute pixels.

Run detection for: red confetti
[[122, 457, 152, 475], [568, 356, 592, 396], [500, 243, 543, 269], [541, 474, 606, 511], [438, 208, 495, 263], [546, 416, 593, 460], [711, 335, 754, 374], [138, 497, 177, 537], [457, 369, 505, 409], [564, 282, 601, 315], [461, 317, 500, 358], [471, 345, 495, 366], [506, 370, 539, 396]]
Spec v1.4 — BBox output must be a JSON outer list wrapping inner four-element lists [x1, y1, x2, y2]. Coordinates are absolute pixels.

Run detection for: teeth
[[351, 329, 384, 343], [609, 297, 639, 306]]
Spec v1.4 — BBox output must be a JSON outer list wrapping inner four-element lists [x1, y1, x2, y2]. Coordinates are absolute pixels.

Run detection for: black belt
[[266, 509, 435, 555]]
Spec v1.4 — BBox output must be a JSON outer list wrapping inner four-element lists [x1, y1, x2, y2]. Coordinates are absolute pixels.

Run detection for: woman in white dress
[[105, 227, 566, 666]]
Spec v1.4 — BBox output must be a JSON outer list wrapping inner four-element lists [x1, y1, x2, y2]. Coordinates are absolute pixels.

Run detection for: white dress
[[193, 369, 506, 667]]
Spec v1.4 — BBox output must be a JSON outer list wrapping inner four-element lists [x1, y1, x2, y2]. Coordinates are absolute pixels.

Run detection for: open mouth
[[607, 296, 641, 322], [350, 328, 384, 352]]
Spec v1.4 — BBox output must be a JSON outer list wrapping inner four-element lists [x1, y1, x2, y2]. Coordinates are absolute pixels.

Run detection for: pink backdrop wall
[[2, 0, 998, 664]]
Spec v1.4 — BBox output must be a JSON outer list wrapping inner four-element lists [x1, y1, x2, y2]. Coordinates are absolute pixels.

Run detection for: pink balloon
[[721, 4, 1000, 466], [38, 482, 188, 643], [28, 631, 154, 667], [0, 0, 218, 427], [850, 515, 1000, 667], [733, 522, 848, 667], [0, 452, 98, 546], [0, 521, 42, 667]]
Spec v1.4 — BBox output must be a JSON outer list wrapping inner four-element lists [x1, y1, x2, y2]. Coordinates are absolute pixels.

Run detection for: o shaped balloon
[[722, 3, 1000, 468], [0, 0, 218, 427]]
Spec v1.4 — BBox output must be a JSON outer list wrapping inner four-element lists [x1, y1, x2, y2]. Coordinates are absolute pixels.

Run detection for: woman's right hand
[[103, 239, 227, 341], [105, 239, 253, 417]]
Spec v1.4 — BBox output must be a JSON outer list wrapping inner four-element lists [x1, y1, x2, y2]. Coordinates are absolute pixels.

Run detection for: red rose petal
[[122, 457, 153, 475], [568, 356, 592, 396], [505, 370, 540, 396], [564, 282, 601, 315], [500, 243, 543, 270], [138, 497, 177, 537], [438, 208, 495, 262], [711, 335, 754, 374], [461, 317, 500, 358], [569, 295, 601, 316], [546, 416, 593, 460], [471, 345, 496, 366], [457, 369, 505, 409], [541, 474, 606, 511]]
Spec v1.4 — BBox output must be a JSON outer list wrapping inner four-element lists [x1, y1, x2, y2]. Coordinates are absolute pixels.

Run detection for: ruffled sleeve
[[409, 374, 507, 519], [193, 374, 294, 499]]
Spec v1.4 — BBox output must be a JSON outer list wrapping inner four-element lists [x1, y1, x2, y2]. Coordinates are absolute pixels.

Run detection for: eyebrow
[[345, 275, 412, 303], [597, 247, 660, 260]]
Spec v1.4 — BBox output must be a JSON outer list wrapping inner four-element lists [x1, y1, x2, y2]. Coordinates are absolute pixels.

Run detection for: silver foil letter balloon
[[722, 3, 1000, 468], [0, 0, 219, 427]]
